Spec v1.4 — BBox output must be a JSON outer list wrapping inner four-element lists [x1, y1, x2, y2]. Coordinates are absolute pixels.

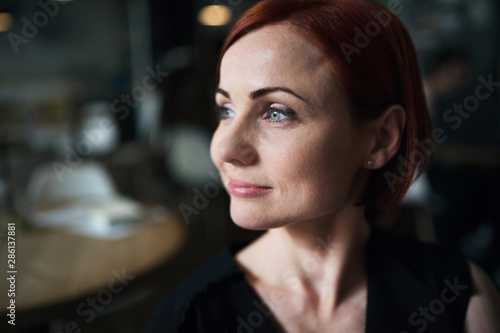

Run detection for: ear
[[366, 105, 406, 169]]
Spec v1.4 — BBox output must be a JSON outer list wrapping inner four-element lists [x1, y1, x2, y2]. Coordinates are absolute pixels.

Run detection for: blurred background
[[0, 0, 499, 332]]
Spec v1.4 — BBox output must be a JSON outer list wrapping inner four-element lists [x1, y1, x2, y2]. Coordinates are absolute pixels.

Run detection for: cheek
[[265, 128, 361, 207], [266, 127, 351, 177]]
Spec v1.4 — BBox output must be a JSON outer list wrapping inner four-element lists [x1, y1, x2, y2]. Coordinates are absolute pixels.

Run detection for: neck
[[237, 204, 371, 314]]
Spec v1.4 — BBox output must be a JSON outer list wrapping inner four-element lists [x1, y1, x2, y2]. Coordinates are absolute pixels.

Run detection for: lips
[[227, 177, 272, 198]]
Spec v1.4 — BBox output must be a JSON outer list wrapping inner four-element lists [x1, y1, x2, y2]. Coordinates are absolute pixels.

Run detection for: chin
[[232, 219, 271, 231], [229, 202, 289, 230]]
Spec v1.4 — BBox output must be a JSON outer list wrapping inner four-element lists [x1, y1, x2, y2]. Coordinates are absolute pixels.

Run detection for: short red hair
[[216, 0, 432, 209]]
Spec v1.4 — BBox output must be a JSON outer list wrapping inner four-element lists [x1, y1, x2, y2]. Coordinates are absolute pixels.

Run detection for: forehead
[[219, 24, 337, 101]]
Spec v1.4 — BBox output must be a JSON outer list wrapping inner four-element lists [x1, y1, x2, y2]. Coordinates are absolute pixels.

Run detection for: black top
[[144, 226, 472, 332]]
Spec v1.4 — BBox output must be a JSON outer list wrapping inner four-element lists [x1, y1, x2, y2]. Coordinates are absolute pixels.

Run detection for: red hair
[[216, 0, 432, 209]]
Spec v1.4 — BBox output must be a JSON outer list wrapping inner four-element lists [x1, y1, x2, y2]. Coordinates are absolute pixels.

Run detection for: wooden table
[[0, 207, 186, 313]]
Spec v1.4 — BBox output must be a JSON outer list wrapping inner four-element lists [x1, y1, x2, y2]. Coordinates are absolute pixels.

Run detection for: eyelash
[[214, 105, 234, 121], [214, 104, 297, 124], [265, 106, 296, 124]]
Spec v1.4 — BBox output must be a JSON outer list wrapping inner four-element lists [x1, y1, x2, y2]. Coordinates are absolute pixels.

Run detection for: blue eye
[[215, 105, 235, 120], [270, 110, 284, 121], [267, 107, 295, 123]]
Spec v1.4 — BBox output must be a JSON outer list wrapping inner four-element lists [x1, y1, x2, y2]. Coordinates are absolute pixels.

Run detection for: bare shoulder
[[464, 260, 500, 333]]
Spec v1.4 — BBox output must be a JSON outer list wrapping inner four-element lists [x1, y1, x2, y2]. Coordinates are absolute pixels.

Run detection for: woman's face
[[211, 24, 371, 230]]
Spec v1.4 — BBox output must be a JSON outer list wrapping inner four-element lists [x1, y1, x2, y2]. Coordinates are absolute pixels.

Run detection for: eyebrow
[[216, 87, 306, 101]]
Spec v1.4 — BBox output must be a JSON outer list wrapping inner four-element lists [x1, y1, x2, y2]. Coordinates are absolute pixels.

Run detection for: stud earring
[[367, 160, 375, 168]]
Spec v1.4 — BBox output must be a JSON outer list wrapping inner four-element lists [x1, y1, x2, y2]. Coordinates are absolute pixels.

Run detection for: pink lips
[[227, 178, 272, 198]]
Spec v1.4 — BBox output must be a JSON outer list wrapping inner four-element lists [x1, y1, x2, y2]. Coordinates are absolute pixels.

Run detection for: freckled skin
[[211, 23, 371, 230]]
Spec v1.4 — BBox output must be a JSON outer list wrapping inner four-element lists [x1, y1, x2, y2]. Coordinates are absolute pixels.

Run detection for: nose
[[213, 120, 258, 166]]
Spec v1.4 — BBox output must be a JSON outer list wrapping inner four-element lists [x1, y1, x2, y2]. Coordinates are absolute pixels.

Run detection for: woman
[[145, 0, 500, 332]]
